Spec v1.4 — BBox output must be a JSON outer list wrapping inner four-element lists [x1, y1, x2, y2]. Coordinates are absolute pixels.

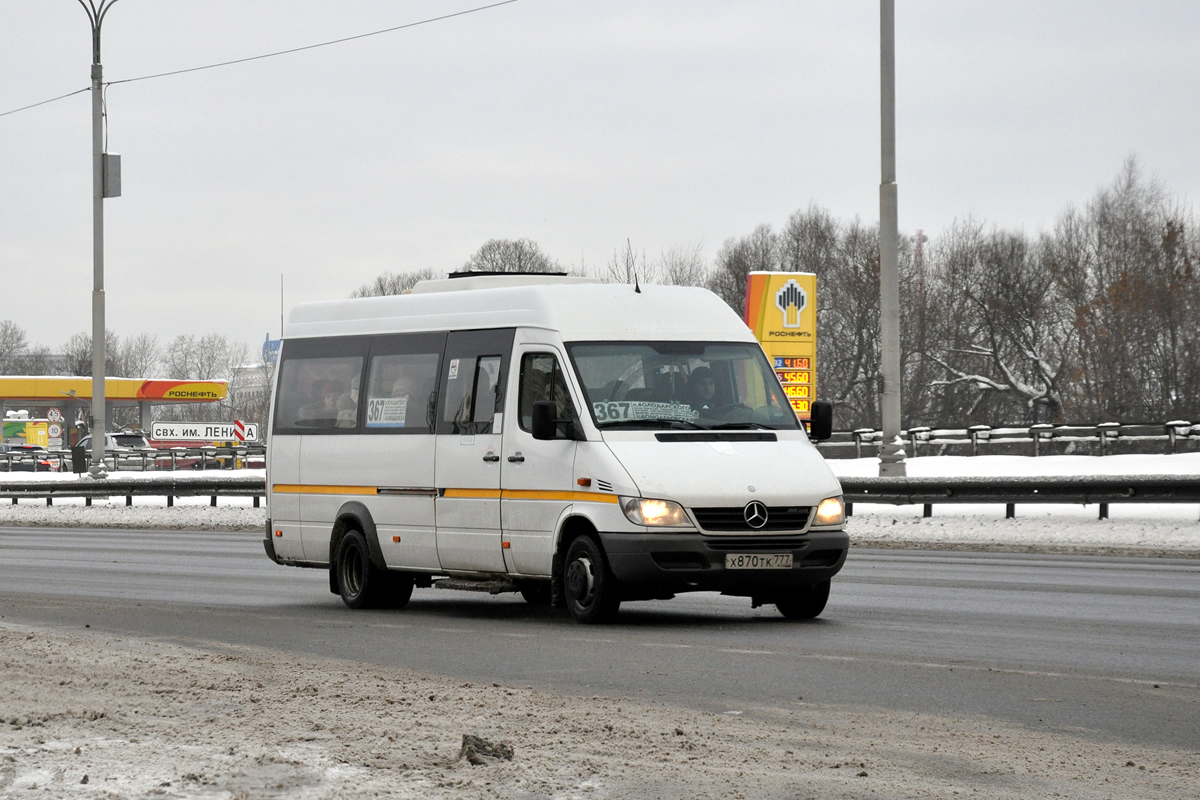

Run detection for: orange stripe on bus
[[272, 484, 377, 496]]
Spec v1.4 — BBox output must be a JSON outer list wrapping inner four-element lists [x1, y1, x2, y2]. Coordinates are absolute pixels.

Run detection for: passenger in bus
[[335, 387, 358, 428], [299, 381, 340, 427], [686, 366, 717, 413]]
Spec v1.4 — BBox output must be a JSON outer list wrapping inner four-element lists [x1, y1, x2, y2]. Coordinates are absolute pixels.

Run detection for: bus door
[[434, 329, 514, 572], [500, 346, 581, 576]]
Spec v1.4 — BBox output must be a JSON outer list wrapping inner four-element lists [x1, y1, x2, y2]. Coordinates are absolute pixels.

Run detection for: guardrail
[[840, 476, 1200, 520], [4, 475, 1198, 522], [819, 421, 1200, 458], [0, 445, 265, 474], [1, 476, 265, 508]]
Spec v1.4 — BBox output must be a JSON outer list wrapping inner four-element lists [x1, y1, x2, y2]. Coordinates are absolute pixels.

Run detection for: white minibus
[[264, 274, 848, 623]]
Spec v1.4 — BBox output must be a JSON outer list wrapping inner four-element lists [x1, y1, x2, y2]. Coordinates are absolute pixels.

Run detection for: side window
[[274, 354, 364, 431], [472, 357, 502, 424], [443, 355, 503, 430], [364, 353, 440, 432], [519, 353, 578, 437], [437, 329, 515, 436]]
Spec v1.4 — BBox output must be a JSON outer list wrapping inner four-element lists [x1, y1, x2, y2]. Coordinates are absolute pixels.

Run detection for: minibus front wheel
[[563, 536, 621, 624], [774, 580, 831, 620], [336, 530, 414, 610]]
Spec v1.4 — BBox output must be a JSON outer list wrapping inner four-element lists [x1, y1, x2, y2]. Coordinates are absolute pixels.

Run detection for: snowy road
[[2, 525, 1197, 752]]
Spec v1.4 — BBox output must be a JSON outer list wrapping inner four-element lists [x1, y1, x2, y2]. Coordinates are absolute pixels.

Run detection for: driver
[[686, 366, 716, 412]]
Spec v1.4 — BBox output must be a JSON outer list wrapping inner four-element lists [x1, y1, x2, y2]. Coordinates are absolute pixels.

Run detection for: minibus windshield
[[567, 342, 800, 430]]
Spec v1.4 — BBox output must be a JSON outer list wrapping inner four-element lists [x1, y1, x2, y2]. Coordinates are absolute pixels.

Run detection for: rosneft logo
[[775, 280, 807, 329]]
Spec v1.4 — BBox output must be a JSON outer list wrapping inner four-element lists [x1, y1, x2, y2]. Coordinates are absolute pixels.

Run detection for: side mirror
[[531, 400, 557, 440], [808, 400, 833, 441]]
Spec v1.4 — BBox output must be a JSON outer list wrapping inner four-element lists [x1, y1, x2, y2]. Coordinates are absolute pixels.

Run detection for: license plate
[[725, 553, 793, 570]]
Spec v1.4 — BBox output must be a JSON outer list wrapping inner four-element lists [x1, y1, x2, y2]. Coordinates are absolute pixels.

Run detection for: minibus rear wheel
[[563, 536, 620, 624], [775, 580, 831, 620], [336, 529, 412, 609]]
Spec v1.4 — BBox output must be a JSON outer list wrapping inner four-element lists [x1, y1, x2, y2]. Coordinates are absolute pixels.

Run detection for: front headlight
[[619, 496, 692, 527], [813, 496, 845, 526]]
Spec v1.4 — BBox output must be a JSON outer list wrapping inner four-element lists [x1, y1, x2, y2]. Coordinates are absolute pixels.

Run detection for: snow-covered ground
[[1, 456, 1197, 556]]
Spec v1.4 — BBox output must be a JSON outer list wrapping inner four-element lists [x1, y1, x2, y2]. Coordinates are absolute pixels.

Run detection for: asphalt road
[[1, 525, 1197, 751]]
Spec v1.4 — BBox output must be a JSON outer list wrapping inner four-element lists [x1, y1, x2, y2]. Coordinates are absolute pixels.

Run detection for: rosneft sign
[[137, 381, 227, 401], [743, 272, 817, 419]]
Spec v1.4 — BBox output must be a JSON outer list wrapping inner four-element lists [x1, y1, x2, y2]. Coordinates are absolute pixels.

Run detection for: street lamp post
[[78, 0, 121, 478], [878, 0, 906, 477]]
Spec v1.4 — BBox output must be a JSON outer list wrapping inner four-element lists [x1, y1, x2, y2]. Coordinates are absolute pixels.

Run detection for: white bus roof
[[285, 276, 756, 343]]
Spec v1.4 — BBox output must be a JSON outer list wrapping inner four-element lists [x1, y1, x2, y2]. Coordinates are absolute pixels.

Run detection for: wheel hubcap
[[566, 555, 595, 607], [342, 548, 364, 597]]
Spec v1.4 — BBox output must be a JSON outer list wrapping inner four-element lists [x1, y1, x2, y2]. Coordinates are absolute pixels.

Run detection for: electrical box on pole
[[102, 153, 121, 198]]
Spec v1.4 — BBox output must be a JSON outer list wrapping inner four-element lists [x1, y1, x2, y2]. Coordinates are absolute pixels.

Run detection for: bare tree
[[158, 334, 249, 422], [0, 320, 29, 374], [351, 268, 443, 297], [113, 333, 160, 378], [604, 239, 653, 285], [463, 239, 559, 273], [706, 224, 779, 312], [654, 242, 709, 287], [60, 330, 121, 377], [924, 223, 1073, 422]]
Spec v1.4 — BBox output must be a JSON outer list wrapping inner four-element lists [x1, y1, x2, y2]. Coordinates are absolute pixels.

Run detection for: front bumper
[[598, 529, 849, 598]]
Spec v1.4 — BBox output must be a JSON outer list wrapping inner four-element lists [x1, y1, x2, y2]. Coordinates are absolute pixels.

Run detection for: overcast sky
[[2, 1, 1198, 356]]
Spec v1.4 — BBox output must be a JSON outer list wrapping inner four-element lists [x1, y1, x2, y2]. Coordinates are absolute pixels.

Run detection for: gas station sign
[[743, 272, 817, 419]]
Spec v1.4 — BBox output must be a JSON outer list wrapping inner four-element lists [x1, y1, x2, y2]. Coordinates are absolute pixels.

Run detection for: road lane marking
[[719, 648, 775, 655]]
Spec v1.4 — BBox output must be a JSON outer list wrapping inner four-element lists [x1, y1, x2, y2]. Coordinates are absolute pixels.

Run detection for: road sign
[[48, 423, 63, 438], [152, 421, 259, 443], [46, 407, 64, 423]]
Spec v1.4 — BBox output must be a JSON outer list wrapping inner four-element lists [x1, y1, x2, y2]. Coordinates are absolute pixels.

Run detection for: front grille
[[702, 536, 809, 551], [691, 506, 812, 533]]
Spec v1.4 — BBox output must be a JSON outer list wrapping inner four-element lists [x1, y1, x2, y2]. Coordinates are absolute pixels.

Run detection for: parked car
[[0, 443, 59, 472], [76, 431, 156, 470]]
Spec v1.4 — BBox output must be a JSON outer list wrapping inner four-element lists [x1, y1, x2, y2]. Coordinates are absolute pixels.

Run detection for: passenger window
[[364, 353, 440, 432], [519, 353, 578, 437], [274, 355, 364, 431]]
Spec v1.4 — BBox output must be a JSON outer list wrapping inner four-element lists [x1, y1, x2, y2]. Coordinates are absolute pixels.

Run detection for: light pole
[[78, 0, 122, 478], [878, 0, 906, 477]]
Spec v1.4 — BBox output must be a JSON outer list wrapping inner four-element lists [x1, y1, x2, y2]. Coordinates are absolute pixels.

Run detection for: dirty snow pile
[[2, 622, 1195, 800]]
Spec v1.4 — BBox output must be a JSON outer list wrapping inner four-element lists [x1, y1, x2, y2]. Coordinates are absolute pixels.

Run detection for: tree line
[[354, 159, 1198, 430], [4, 160, 1192, 433]]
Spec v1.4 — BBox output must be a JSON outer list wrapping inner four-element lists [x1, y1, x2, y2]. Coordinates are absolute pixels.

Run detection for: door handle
[[507, 453, 525, 463], [482, 453, 500, 463]]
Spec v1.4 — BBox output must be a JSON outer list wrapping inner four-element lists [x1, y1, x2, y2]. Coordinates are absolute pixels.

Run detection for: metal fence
[[4, 474, 1198, 522], [0, 445, 266, 474], [818, 421, 1200, 459], [1, 476, 265, 508], [840, 475, 1200, 520]]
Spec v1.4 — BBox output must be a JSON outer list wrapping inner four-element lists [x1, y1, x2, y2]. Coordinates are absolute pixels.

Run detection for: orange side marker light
[[274, 530, 282, 537], [501, 541, 511, 549], [577, 478, 592, 487], [392, 536, 401, 543]]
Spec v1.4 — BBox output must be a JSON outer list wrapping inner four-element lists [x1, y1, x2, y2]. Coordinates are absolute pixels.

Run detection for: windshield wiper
[[711, 421, 775, 430], [598, 419, 698, 429]]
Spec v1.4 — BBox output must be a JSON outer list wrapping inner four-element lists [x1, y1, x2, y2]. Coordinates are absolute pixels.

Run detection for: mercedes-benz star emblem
[[743, 501, 768, 529]]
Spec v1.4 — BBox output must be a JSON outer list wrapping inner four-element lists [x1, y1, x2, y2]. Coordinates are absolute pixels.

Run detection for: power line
[[0, 0, 519, 119], [0, 87, 89, 119], [108, 0, 519, 86]]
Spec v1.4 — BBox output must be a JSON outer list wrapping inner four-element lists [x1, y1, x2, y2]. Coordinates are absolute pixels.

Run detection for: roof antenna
[[634, 272, 641, 294]]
